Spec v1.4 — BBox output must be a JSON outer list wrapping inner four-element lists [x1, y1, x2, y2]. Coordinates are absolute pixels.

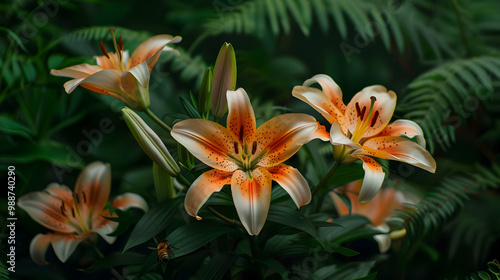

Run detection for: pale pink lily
[[331, 180, 410, 252], [293, 74, 436, 202], [50, 30, 181, 111], [172, 88, 322, 235], [18, 162, 148, 265]]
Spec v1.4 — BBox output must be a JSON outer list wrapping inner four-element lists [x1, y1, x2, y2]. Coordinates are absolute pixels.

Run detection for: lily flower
[[18, 162, 148, 265], [50, 29, 181, 111], [171, 88, 320, 235], [293, 74, 436, 202], [331, 180, 411, 253]]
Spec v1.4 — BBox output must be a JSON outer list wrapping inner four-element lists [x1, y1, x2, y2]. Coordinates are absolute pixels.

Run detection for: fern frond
[[399, 163, 500, 250], [162, 47, 208, 86], [64, 26, 152, 43], [204, 0, 403, 52], [399, 56, 500, 152]]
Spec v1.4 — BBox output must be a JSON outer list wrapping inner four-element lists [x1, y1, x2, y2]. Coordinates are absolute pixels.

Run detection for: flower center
[[228, 126, 263, 173], [350, 96, 380, 143], [100, 28, 125, 71], [59, 191, 92, 234]]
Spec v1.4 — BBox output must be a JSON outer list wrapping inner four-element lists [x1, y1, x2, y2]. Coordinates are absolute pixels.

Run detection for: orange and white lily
[[293, 74, 436, 202], [50, 29, 181, 111], [18, 162, 148, 265], [172, 88, 320, 235], [331, 180, 411, 252]]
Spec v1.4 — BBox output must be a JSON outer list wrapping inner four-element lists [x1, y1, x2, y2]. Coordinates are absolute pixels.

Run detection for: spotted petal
[[172, 119, 240, 172], [184, 169, 232, 219], [231, 168, 272, 235], [357, 136, 436, 173], [354, 156, 386, 202], [18, 191, 75, 233], [226, 88, 256, 145], [302, 74, 346, 114], [268, 164, 311, 208], [253, 113, 318, 167], [346, 85, 396, 138], [74, 161, 111, 216], [112, 193, 149, 212], [377, 120, 426, 148]]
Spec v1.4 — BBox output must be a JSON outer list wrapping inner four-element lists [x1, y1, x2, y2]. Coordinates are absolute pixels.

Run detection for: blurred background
[[1, 0, 500, 279]]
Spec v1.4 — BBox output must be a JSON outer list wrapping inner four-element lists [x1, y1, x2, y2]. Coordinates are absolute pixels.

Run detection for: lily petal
[[171, 119, 240, 172], [309, 122, 330, 142], [358, 136, 436, 173], [330, 122, 361, 148], [45, 183, 74, 203], [226, 88, 256, 145], [346, 85, 396, 138], [112, 193, 149, 212], [127, 34, 182, 70], [303, 74, 346, 114], [51, 234, 85, 263], [74, 162, 111, 215], [354, 156, 385, 202], [254, 113, 318, 167], [292, 86, 346, 130], [267, 164, 311, 208], [373, 224, 391, 253], [377, 120, 426, 148], [18, 191, 75, 233], [30, 233, 54, 265], [92, 214, 118, 244], [50, 64, 102, 79], [231, 168, 272, 235], [185, 169, 233, 219]]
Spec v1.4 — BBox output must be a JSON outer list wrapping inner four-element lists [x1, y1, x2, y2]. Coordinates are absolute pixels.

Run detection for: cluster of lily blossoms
[[42, 31, 437, 249]]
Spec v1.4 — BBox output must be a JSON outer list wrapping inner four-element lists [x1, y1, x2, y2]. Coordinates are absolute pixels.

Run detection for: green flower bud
[[211, 42, 237, 119], [198, 67, 213, 119], [122, 107, 180, 176]]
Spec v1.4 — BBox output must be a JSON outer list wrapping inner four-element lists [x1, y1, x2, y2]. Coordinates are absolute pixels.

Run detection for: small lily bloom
[[51, 29, 181, 111], [293, 74, 436, 202], [331, 180, 411, 253], [18, 162, 148, 265], [172, 88, 320, 235]]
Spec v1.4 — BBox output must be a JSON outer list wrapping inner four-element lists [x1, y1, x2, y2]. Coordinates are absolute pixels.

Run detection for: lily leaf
[[267, 205, 317, 238]]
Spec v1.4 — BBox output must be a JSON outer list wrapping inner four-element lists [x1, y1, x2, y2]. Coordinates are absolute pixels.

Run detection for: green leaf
[[0, 27, 28, 53], [85, 252, 147, 273], [123, 197, 183, 252], [179, 96, 202, 119], [257, 257, 289, 280], [0, 115, 34, 139], [167, 220, 237, 258], [267, 205, 317, 237], [198, 252, 237, 280], [326, 244, 359, 257], [353, 272, 378, 280]]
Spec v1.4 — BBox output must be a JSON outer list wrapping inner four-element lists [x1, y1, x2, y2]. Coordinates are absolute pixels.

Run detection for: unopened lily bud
[[211, 42, 237, 118], [198, 67, 213, 119], [122, 107, 180, 176]]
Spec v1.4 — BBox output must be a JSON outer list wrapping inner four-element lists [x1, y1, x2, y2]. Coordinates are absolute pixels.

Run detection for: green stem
[[91, 244, 105, 259], [145, 108, 172, 132], [177, 173, 192, 191], [207, 206, 243, 228], [312, 161, 340, 196]]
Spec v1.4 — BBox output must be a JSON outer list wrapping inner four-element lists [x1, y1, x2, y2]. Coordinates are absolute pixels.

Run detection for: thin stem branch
[[207, 206, 243, 228], [145, 108, 172, 132], [312, 161, 340, 196]]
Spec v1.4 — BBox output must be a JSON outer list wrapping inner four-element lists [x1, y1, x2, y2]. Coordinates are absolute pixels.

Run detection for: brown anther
[[60, 203, 66, 215], [251, 141, 258, 155], [370, 111, 380, 127], [233, 142, 239, 154], [360, 106, 367, 120], [355, 102, 361, 117], [239, 125, 244, 141], [119, 36, 124, 50], [74, 194, 80, 204], [370, 96, 377, 102], [71, 208, 75, 218], [100, 41, 109, 59], [82, 191, 87, 203]]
